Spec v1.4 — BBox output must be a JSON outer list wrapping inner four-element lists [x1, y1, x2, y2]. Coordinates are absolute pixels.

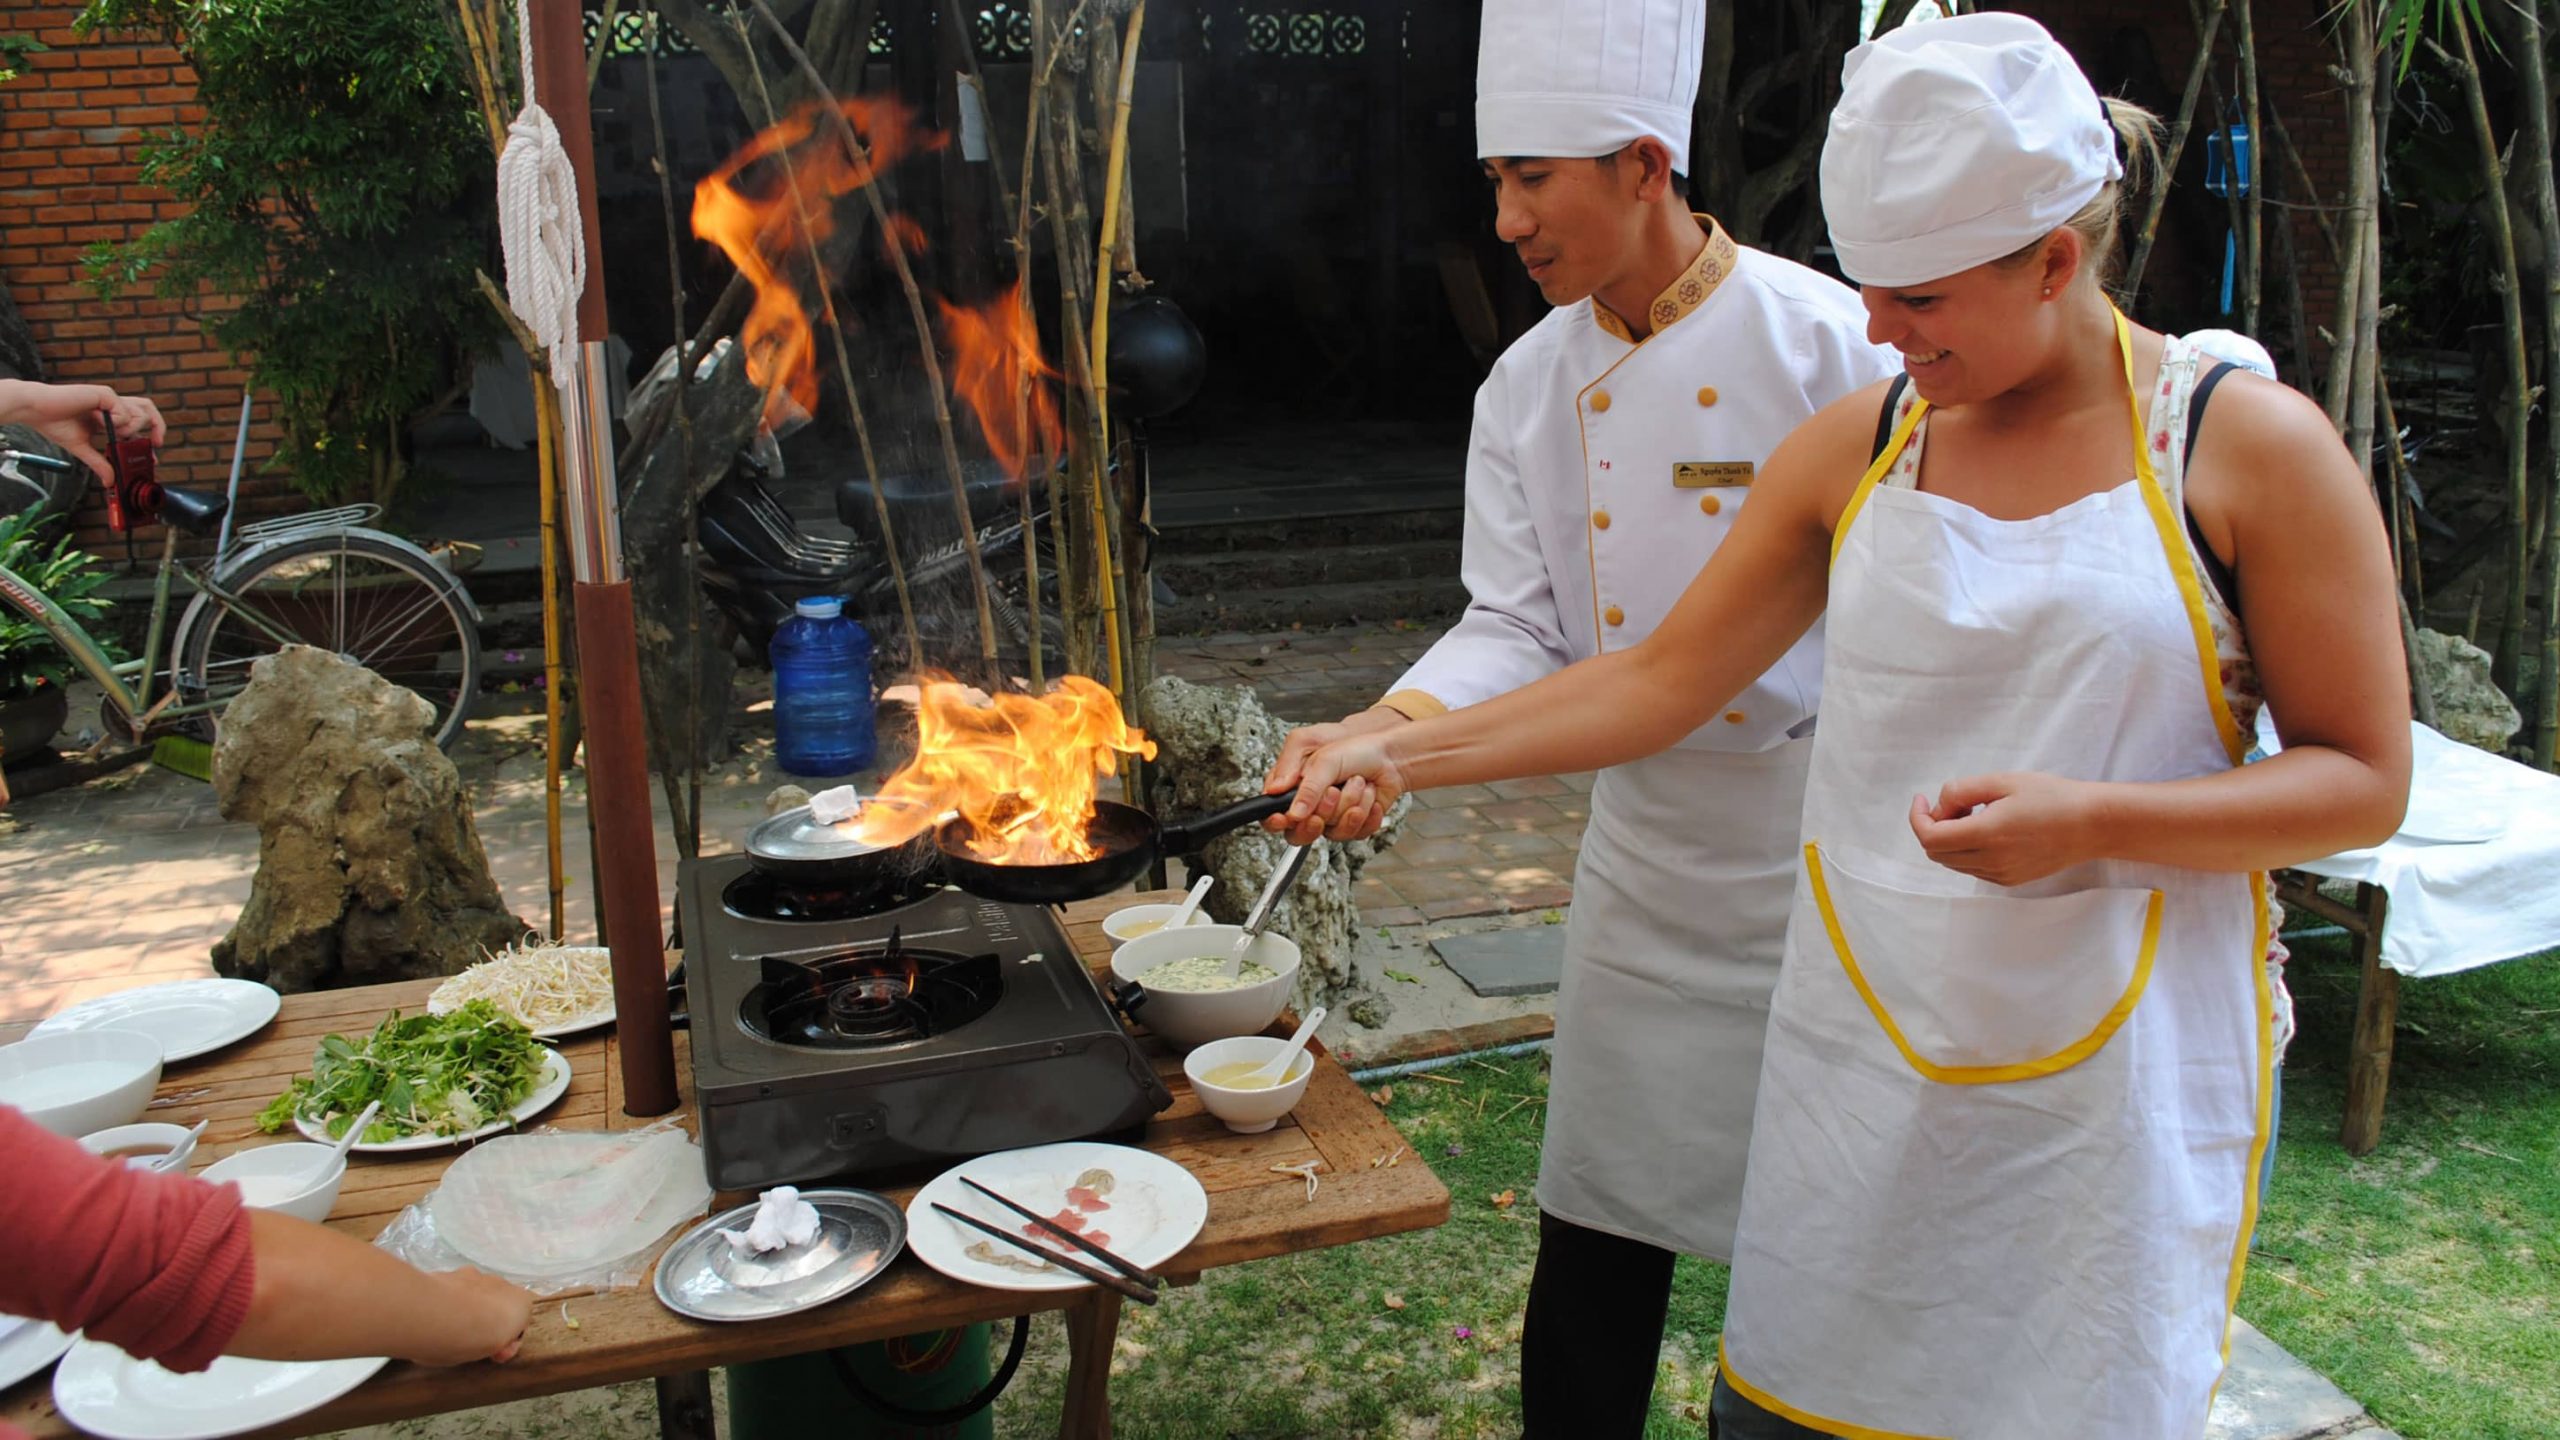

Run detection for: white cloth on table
[[2262, 712, 2560, 978]]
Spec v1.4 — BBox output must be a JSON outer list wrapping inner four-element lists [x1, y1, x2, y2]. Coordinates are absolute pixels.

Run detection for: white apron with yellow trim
[[1717, 319, 2273, 1440]]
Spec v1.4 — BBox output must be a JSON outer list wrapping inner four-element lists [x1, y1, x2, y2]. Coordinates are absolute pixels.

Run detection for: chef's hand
[[1263, 706, 1407, 845], [1909, 773, 2103, 886], [1265, 718, 1409, 847], [422, 1267, 536, 1366]]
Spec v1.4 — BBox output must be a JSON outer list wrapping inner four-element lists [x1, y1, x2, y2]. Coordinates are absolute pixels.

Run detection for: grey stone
[[1138, 674, 1406, 1012], [2413, 627, 2522, 753], [1432, 925, 1568, 997], [763, 784, 811, 817], [209, 646, 528, 993], [2206, 1316, 2392, 1440]]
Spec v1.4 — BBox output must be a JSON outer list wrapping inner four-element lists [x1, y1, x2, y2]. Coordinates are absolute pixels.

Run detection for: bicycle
[[0, 445, 484, 752]]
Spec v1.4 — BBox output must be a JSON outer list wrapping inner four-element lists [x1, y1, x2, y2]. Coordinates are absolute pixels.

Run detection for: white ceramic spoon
[[312, 1100, 381, 1179], [1167, 875, 1215, 930], [1241, 1006, 1327, 1087]]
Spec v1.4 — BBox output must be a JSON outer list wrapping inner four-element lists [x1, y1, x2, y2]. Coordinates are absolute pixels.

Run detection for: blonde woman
[[1267, 15, 2407, 1438]]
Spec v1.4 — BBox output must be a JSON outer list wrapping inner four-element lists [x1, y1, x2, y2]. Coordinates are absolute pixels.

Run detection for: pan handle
[[1156, 793, 1293, 854]]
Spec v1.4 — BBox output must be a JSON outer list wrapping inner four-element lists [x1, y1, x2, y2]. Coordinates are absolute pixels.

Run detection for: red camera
[[99, 418, 162, 533]]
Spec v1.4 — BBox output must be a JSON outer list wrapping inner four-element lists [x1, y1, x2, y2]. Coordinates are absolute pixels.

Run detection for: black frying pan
[[934, 794, 1292, 905]]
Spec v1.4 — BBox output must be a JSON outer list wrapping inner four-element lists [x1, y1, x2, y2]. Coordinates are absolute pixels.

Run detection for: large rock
[[210, 646, 527, 992], [2414, 628, 2523, 753], [1138, 675, 1406, 1012]]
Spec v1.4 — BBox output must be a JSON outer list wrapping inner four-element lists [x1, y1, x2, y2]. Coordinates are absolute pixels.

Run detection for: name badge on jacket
[[1674, 461, 1755, 488]]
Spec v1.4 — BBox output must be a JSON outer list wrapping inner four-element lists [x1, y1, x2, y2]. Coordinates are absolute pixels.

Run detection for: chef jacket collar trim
[[1592, 214, 1740, 344]]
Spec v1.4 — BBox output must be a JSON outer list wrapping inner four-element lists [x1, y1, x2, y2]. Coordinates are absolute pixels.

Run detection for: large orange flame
[[937, 277, 1064, 483], [690, 97, 940, 428], [855, 676, 1155, 864]]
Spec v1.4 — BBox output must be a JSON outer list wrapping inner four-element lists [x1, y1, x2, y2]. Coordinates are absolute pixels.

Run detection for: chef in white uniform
[[1272, 14, 2410, 1439], [1266, 1, 1893, 1431]]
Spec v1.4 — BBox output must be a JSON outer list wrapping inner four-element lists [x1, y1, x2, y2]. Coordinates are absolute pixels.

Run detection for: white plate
[[426, 948, 618, 1039], [291, 1048, 572, 1154], [0, 1316, 75, 1393], [53, 1339, 383, 1440], [30, 980, 280, 1064], [905, 1141, 1208, 1294]]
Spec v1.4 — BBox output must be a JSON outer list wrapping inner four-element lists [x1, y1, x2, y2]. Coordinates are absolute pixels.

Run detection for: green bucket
[[726, 1324, 995, 1440]]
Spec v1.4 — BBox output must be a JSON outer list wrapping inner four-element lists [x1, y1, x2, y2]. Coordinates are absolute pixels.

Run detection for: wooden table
[[2, 892, 1449, 1438], [2273, 869, 2398, 1155]]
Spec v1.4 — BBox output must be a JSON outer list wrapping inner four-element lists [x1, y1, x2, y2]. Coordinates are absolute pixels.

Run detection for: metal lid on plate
[[744, 800, 927, 864], [652, 1189, 907, 1322]]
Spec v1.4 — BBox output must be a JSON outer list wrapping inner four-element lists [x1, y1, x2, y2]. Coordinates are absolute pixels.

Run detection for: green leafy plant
[[0, 509, 124, 701], [75, 0, 494, 508], [257, 1000, 551, 1142], [0, 34, 46, 86]]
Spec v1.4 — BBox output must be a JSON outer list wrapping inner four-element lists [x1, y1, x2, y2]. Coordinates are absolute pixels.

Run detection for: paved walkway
[[0, 619, 2402, 1440]]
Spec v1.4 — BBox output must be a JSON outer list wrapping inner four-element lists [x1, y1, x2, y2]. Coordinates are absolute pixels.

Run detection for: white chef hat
[[1476, 0, 1706, 175], [1822, 13, 2124, 288]]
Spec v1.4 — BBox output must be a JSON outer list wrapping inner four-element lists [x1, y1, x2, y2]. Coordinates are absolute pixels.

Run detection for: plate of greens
[[257, 1001, 573, 1154]]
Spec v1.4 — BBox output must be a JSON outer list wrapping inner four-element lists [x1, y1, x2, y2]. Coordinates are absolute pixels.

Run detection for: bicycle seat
[[156, 484, 229, 536]]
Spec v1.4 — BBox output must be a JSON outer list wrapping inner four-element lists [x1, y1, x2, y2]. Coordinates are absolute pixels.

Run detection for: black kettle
[[1106, 295, 1207, 420]]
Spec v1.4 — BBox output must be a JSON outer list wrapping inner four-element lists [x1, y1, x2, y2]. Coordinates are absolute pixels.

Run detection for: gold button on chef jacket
[[1387, 220, 1900, 753]]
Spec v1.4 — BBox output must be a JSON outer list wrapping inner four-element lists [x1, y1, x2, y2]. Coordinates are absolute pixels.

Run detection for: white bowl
[[1110, 925, 1301, 1051], [1182, 1036, 1316, 1134], [0, 1030, 164, 1137], [79, 1121, 198, 1170], [200, 1142, 346, 1224], [1102, 903, 1213, 944]]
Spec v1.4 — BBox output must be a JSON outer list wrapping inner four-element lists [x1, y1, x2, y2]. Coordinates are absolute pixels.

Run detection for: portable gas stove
[[680, 854, 1172, 1193]]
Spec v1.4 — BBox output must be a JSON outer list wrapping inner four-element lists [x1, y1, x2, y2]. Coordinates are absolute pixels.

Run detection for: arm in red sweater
[[0, 1105, 253, 1374]]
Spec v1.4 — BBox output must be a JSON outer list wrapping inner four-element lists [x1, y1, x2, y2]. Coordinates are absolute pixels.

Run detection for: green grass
[[988, 941, 2560, 1439], [2242, 937, 2560, 1440], [990, 1052, 1732, 1438]]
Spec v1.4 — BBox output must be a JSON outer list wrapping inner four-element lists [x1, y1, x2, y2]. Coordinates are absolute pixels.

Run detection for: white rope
[[497, 0, 584, 388]]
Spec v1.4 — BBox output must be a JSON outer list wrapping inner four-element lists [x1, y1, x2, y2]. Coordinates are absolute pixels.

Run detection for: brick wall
[[1, 5, 297, 563], [2014, 0, 2352, 380]]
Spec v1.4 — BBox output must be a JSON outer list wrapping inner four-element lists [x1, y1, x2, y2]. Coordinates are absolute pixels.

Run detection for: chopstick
[[929, 1203, 1160, 1305], [960, 1175, 1166, 1288]]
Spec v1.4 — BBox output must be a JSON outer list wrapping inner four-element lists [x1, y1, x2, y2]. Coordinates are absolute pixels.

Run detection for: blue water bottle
[[770, 596, 875, 777]]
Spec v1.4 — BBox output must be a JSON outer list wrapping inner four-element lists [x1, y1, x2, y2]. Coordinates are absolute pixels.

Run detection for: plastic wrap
[[372, 1118, 712, 1295]]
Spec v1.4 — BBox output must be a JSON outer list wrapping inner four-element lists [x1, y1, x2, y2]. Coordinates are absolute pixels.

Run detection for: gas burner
[[740, 933, 1003, 1049], [723, 869, 941, 923]]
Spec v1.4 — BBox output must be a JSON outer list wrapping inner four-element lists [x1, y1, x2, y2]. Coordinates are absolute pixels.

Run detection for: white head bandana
[[1821, 13, 2123, 288], [1476, 0, 1706, 175]]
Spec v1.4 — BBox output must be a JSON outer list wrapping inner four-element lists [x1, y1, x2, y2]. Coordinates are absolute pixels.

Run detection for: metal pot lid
[[745, 799, 930, 863], [653, 1188, 907, 1322]]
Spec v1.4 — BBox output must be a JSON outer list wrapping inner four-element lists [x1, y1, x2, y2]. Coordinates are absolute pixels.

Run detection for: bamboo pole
[[1038, 2, 1106, 681], [2234, 0, 2262, 336], [2433, 14, 2536, 695], [642, 11, 706, 860], [723, 9, 926, 675], [2120, 0, 2230, 304], [534, 385, 568, 936], [946, 4, 1051, 692], [2321, 10, 2375, 433], [2519, 0, 2560, 763], [744, 0, 1004, 675], [454, 2, 570, 937], [1083, 1, 1146, 702]]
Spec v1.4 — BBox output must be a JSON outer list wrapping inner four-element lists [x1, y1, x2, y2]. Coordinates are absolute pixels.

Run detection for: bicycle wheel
[[178, 532, 481, 750]]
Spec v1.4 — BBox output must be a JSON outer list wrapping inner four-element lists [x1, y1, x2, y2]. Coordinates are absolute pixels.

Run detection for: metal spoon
[[1223, 840, 1316, 978]]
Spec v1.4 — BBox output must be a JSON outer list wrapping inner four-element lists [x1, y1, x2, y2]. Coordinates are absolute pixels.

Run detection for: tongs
[[1222, 839, 1317, 978]]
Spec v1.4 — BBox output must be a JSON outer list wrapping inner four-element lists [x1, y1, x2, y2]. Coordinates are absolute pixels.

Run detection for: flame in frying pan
[[854, 676, 1156, 864]]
